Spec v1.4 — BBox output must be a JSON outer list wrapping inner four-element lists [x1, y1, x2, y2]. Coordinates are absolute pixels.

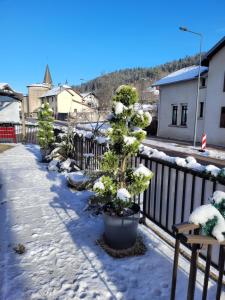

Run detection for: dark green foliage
[[93, 85, 154, 215], [202, 216, 218, 236], [37, 103, 55, 149]]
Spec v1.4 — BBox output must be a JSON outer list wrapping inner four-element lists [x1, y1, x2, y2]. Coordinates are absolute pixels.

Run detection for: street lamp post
[[179, 26, 203, 148]]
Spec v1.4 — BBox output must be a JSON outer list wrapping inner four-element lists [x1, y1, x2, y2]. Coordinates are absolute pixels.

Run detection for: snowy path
[[0, 144, 218, 300]]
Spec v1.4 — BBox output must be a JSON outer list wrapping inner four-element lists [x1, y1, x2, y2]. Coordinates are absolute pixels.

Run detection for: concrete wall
[[204, 46, 225, 146], [158, 80, 206, 142], [0, 101, 20, 123]]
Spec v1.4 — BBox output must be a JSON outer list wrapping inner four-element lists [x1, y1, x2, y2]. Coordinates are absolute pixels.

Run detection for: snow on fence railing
[[71, 133, 225, 271]]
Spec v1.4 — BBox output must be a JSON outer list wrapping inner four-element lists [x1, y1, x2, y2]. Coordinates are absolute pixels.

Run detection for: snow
[[123, 136, 137, 145], [189, 204, 225, 242], [175, 157, 187, 167], [186, 162, 205, 172], [153, 66, 208, 86], [60, 158, 72, 171], [144, 111, 152, 124], [83, 153, 95, 158], [67, 171, 89, 183], [113, 102, 126, 115], [95, 136, 107, 144], [93, 181, 105, 190], [48, 159, 59, 171], [116, 188, 131, 201], [144, 137, 225, 161], [205, 165, 220, 177], [134, 164, 152, 177], [0, 144, 219, 299], [186, 156, 196, 164], [212, 191, 225, 204]]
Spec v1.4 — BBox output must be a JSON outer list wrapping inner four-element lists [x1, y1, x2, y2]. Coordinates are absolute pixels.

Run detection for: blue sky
[[1, 0, 225, 93]]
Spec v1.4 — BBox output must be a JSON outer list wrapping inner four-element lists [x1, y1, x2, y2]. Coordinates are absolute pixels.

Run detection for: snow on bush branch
[[189, 191, 225, 242]]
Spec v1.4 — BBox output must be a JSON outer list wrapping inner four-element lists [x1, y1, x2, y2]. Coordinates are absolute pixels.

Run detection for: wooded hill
[[73, 54, 202, 108]]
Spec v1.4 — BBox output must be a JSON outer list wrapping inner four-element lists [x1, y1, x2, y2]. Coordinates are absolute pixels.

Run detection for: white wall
[[204, 46, 225, 146], [158, 80, 206, 142], [0, 101, 20, 123]]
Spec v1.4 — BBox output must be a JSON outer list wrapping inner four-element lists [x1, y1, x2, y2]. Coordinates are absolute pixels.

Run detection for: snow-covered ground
[[144, 138, 225, 161], [0, 144, 220, 300]]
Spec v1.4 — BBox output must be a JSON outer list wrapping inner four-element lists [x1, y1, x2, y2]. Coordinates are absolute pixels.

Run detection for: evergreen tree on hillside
[[73, 53, 203, 108]]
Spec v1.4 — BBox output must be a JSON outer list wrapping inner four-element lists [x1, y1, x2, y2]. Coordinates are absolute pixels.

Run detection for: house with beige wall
[[153, 36, 225, 147], [40, 85, 95, 120]]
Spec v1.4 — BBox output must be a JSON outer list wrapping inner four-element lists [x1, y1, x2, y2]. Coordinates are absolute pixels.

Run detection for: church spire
[[43, 64, 52, 86]]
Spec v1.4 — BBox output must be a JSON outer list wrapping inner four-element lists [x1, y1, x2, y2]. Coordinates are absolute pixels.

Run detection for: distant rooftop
[[153, 65, 208, 87], [0, 83, 23, 101]]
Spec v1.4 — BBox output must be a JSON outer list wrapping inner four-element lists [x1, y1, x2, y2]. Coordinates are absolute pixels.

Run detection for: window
[[181, 104, 188, 126], [201, 78, 206, 87], [220, 107, 225, 128], [172, 105, 178, 125], [199, 102, 204, 118]]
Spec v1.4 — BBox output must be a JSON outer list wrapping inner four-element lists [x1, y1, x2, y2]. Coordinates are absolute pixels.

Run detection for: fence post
[[170, 235, 180, 300], [187, 243, 199, 300], [216, 245, 225, 300]]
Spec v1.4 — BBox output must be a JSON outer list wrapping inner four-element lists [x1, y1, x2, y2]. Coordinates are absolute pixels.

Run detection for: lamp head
[[179, 26, 188, 32]]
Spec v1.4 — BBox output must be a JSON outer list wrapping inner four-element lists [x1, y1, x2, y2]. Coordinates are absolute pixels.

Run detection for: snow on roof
[[0, 83, 9, 90], [80, 92, 90, 97], [152, 65, 208, 87], [40, 85, 73, 98], [27, 83, 50, 88]]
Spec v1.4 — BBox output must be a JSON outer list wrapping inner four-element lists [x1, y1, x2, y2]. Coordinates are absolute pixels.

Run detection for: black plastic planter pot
[[103, 203, 140, 250]]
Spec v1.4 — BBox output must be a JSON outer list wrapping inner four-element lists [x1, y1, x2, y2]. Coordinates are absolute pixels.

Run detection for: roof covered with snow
[[152, 65, 208, 87], [0, 83, 23, 101], [0, 83, 10, 90], [40, 85, 73, 98], [27, 83, 50, 88]]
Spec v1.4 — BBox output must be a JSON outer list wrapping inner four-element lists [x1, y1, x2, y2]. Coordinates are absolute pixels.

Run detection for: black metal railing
[[72, 135, 225, 271]]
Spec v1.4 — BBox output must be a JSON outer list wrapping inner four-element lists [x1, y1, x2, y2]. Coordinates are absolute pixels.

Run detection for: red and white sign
[[201, 133, 207, 151]]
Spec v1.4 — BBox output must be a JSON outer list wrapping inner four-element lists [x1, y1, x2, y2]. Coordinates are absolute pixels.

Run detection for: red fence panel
[[0, 126, 16, 143]]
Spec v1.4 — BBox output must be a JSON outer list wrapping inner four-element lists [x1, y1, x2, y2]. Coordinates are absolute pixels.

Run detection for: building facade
[[154, 36, 225, 146], [0, 83, 22, 123], [40, 85, 95, 120]]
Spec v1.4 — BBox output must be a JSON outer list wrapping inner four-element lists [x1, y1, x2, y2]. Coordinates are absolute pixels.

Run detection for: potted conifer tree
[[37, 102, 55, 161], [93, 85, 153, 250]]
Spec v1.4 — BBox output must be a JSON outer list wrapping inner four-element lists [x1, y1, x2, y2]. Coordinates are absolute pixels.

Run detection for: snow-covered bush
[[37, 102, 55, 149], [58, 130, 74, 158], [93, 85, 154, 215], [189, 191, 225, 242]]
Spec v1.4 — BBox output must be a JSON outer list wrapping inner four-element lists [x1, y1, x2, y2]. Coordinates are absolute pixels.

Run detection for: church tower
[[43, 64, 52, 87], [27, 65, 52, 115]]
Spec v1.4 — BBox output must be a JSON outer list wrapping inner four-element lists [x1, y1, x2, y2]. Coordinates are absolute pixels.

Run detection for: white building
[[0, 83, 22, 123], [153, 36, 225, 146], [80, 92, 99, 108]]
